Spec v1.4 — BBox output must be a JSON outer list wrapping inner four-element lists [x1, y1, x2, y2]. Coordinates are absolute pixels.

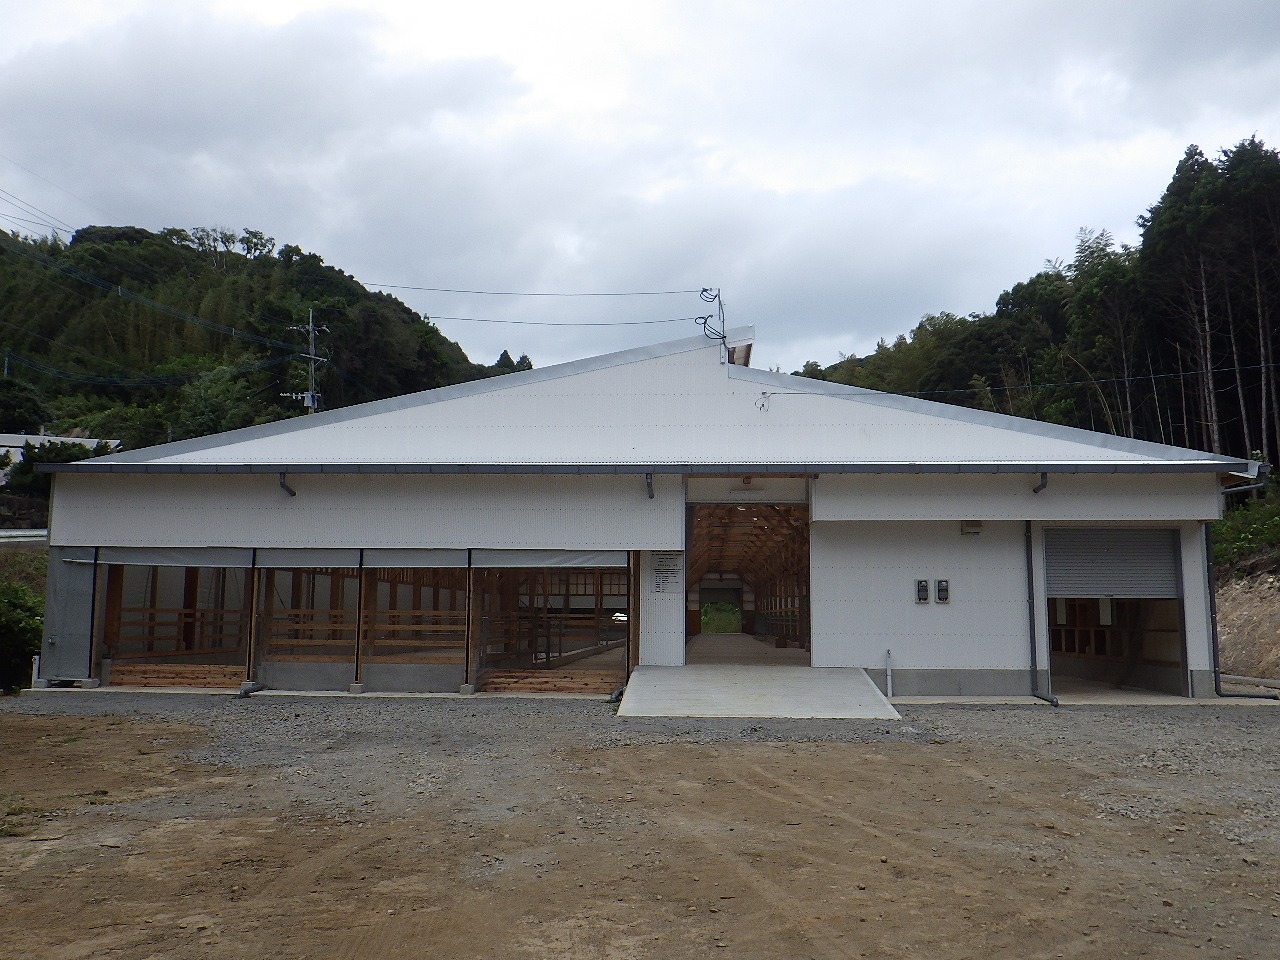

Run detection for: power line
[[4, 350, 300, 388], [0, 212, 67, 234], [368, 283, 704, 297], [898, 359, 1280, 398], [0, 187, 76, 235], [0, 317, 170, 376], [431, 314, 711, 327], [0, 232, 301, 352], [0, 155, 113, 220]]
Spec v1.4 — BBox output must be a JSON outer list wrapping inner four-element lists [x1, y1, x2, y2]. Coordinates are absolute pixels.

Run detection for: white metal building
[[38, 328, 1261, 698]]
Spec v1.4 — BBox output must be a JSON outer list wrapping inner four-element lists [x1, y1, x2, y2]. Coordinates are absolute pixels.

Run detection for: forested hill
[[0, 225, 531, 449], [798, 137, 1280, 466]]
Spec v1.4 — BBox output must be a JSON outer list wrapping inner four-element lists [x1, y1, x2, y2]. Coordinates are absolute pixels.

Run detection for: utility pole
[[282, 308, 327, 413]]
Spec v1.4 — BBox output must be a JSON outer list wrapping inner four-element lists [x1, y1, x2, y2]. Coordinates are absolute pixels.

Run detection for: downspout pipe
[[1205, 525, 1279, 701], [1025, 521, 1059, 706]]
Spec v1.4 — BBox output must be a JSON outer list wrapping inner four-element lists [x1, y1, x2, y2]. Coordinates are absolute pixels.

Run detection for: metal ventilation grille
[[1044, 528, 1182, 598]]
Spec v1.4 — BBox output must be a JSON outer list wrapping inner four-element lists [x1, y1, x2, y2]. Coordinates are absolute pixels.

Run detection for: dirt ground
[[1217, 573, 1280, 679], [1, 694, 1277, 960]]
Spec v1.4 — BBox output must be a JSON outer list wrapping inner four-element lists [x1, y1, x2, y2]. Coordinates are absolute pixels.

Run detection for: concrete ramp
[[617, 665, 900, 720]]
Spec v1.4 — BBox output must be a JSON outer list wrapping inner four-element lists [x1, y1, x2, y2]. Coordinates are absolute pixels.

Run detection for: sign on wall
[[650, 551, 682, 594]]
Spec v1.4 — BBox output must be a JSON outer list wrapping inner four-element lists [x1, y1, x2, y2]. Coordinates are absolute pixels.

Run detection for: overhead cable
[[903, 359, 1280, 398], [0, 233, 301, 352], [368, 283, 704, 297], [4, 350, 300, 388], [0, 187, 76, 234], [432, 314, 712, 327], [0, 155, 111, 219]]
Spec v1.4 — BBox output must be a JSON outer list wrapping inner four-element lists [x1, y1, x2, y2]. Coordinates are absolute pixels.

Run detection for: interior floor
[[559, 644, 627, 673], [1048, 675, 1195, 704], [686, 632, 810, 665], [687, 500, 811, 653]]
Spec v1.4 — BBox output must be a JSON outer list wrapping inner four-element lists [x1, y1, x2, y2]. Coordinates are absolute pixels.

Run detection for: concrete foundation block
[[459, 683, 475, 695], [348, 683, 365, 694]]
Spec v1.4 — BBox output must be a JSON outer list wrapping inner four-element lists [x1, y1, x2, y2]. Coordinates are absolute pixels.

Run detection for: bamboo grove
[[0, 225, 530, 448]]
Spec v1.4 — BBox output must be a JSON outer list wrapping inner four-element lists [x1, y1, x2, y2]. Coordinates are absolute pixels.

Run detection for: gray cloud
[[2, 1, 1279, 376]]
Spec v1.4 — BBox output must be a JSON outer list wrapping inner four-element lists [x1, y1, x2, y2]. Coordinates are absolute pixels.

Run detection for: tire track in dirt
[[599, 748, 891, 960]]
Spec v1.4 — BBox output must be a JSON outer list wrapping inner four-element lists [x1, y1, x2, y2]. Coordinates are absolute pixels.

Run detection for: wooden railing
[[360, 610, 467, 665], [480, 612, 626, 670], [108, 607, 247, 662]]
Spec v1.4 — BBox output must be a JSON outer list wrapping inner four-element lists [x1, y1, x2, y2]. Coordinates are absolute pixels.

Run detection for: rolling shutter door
[[1044, 528, 1181, 598]]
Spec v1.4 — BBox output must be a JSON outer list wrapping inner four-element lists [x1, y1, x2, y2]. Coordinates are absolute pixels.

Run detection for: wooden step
[[108, 662, 244, 688], [479, 669, 622, 695]]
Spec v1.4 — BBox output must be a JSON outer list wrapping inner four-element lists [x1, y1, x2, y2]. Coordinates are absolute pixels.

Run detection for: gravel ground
[[2, 692, 1278, 959], [3, 691, 1277, 843]]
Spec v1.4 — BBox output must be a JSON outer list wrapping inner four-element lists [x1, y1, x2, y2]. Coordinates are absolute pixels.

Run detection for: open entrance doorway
[[1048, 597, 1187, 696], [686, 502, 810, 664], [1043, 528, 1188, 696]]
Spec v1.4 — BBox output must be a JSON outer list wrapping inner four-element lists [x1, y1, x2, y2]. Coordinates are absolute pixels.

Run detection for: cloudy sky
[[3, 1, 1279, 374]]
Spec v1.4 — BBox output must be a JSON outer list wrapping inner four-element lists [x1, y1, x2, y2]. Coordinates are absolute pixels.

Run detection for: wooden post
[[146, 567, 159, 650], [181, 567, 200, 651], [103, 564, 124, 659], [465, 562, 480, 687], [627, 551, 640, 674], [245, 553, 260, 684], [353, 553, 366, 684], [592, 569, 603, 642]]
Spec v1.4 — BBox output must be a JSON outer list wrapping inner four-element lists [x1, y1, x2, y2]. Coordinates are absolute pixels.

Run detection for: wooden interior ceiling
[[687, 503, 809, 588]]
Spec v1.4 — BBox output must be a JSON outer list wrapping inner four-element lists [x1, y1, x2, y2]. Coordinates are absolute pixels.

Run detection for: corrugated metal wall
[[812, 473, 1222, 522], [638, 549, 686, 665], [809, 520, 1029, 670], [50, 473, 684, 550]]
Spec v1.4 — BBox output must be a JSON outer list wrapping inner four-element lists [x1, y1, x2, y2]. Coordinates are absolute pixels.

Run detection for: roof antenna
[[697, 288, 727, 364]]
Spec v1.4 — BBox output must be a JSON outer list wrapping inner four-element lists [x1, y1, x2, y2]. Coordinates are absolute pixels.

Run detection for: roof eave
[[42, 460, 1249, 476]]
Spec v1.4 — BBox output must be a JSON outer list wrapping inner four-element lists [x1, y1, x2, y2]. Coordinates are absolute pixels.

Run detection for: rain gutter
[[39, 460, 1248, 476]]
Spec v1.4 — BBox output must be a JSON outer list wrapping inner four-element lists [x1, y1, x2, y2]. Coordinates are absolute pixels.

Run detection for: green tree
[[0, 379, 51, 433], [238, 228, 275, 259], [0, 581, 42, 693], [3, 441, 112, 498]]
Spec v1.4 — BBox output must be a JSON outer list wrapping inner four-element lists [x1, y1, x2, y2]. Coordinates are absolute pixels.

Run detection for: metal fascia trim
[[41, 460, 1244, 476]]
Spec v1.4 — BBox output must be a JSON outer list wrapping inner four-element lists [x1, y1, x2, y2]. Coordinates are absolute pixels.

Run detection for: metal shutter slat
[[1044, 528, 1181, 598]]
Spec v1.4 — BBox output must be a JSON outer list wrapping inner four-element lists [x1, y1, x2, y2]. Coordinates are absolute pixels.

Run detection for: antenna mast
[[697, 288, 728, 363]]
